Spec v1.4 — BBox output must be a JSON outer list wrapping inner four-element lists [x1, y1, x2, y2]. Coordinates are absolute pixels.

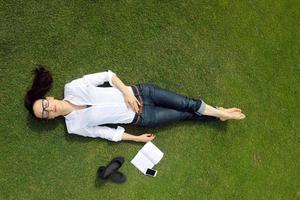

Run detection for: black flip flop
[[110, 171, 127, 183], [97, 156, 124, 180], [97, 166, 107, 180]]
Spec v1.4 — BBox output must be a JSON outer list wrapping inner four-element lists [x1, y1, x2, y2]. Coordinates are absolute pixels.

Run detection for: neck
[[61, 100, 86, 116], [60, 100, 75, 116]]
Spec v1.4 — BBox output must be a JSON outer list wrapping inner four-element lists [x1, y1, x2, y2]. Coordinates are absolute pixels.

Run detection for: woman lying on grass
[[25, 65, 246, 143]]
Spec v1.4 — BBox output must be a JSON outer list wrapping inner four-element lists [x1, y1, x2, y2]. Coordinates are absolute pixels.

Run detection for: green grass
[[1, 0, 299, 199]]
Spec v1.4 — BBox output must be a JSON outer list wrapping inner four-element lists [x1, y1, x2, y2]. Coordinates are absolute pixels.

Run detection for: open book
[[131, 142, 164, 174]]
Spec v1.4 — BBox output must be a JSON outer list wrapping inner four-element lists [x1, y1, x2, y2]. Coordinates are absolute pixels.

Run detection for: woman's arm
[[111, 74, 140, 113], [80, 70, 116, 86], [122, 132, 156, 142], [111, 74, 130, 95]]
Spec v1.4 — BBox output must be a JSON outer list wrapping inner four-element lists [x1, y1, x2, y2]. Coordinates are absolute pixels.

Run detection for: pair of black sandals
[[97, 156, 126, 183]]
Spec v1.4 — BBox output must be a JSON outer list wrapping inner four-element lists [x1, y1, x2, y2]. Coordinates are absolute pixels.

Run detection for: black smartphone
[[145, 168, 157, 177]]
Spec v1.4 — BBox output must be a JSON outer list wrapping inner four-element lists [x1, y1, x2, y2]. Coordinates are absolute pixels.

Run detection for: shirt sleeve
[[82, 70, 116, 87], [69, 125, 124, 142]]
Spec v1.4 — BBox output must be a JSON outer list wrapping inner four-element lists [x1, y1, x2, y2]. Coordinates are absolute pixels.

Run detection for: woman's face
[[33, 97, 63, 119]]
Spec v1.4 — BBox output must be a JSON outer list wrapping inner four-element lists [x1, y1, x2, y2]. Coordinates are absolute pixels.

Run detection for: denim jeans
[[135, 83, 216, 128]]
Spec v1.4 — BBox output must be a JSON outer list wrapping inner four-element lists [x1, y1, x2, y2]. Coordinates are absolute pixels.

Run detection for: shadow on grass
[[62, 120, 228, 148], [26, 112, 227, 141], [94, 176, 107, 188], [94, 175, 125, 188], [193, 118, 228, 134], [26, 113, 62, 133], [123, 117, 228, 136]]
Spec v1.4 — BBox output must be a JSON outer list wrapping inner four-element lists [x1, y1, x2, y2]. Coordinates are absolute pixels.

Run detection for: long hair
[[24, 64, 53, 116]]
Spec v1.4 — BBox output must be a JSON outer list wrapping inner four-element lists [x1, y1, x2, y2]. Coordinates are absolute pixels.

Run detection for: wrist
[[134, 136, 141, 142]]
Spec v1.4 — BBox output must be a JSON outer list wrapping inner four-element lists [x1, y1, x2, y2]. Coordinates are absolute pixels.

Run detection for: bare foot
[[218, 107, 241, 113], [217, 107, 245, 121]]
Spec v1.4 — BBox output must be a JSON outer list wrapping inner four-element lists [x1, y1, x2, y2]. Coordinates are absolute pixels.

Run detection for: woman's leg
[[139, 84, 245, 121], [140, 105, 216, 128], [139, 83, 204, 114]]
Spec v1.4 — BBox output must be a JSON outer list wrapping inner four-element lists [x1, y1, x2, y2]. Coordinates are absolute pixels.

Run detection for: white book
[[131, 142, 164, 174]]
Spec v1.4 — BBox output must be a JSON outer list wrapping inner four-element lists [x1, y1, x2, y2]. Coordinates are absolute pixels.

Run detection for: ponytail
[[24, 64, 53, 116]]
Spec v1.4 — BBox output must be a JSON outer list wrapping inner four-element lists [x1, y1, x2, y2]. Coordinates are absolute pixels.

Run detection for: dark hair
[[24, 64, 53, 116]]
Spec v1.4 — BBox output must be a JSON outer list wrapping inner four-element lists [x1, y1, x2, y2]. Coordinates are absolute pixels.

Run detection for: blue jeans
[[134, 83, 216, 128]]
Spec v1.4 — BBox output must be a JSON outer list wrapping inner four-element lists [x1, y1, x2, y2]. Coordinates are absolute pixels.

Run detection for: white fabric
[[63, 70, 136, 142]]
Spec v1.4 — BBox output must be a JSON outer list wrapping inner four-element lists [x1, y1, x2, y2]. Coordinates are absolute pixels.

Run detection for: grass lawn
[[1, 0, 299, 199]]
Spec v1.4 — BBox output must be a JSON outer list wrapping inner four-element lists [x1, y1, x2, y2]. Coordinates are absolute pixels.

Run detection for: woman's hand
[[110, 75, 141, 113], [124, 91, 141, 113], [136, 133, 156, 142]]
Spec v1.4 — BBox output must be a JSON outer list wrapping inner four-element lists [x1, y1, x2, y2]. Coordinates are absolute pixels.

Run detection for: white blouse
[[63, 70, 136, 142]]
